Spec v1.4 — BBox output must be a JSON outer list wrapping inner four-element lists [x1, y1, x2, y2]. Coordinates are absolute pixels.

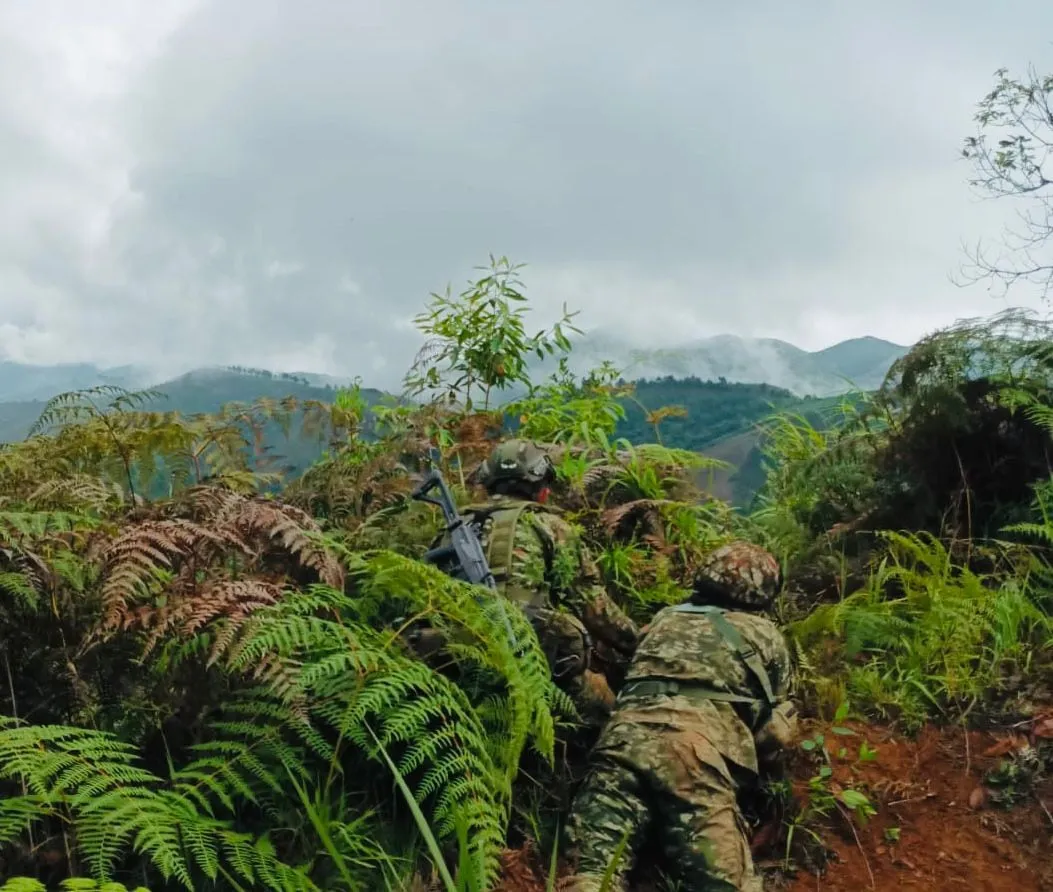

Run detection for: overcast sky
[[2, 1, 1052, 387]]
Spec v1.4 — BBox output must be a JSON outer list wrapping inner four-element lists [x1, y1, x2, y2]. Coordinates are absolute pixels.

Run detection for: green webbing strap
[[620, 678, 759, 704], [671, 603, 777, 708], [461, 500, 547, 607]]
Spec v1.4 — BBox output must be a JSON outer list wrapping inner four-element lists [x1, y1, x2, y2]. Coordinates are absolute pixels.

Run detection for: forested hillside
[[0, 367, 366, 441], [615, 377, 800, 450], [0, 368, 822, 507]]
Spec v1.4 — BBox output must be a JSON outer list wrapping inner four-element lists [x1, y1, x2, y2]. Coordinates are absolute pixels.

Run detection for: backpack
[[667, 603, 777, 709], [430, 499, 555, 609]]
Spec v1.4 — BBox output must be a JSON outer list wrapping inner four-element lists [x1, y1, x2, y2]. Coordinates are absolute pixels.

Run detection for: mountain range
[[0, 334, 908, 506], [0, 366, 814, 507], [0, 368, 387, 491], [0, 333, 908, 406], [0, 361, 363, 404], [543, 330, 909, 397]]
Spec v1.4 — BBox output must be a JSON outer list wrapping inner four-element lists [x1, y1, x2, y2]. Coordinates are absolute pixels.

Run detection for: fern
[[95, 489, 344, 649], [0, 717, 317, 890], [790, 531, 1050, 727], [197, 550, 561, 887]]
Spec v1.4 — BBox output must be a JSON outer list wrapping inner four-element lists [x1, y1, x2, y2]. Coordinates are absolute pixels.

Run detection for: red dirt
[[496, 720, 1053, 892], [774, 720, 1053, 892]]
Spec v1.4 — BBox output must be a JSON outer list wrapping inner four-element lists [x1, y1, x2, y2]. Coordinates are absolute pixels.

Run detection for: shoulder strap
[[487, 502, 528, 581], [671, 604, 777, 708], [479, 501, 539, 583], [449, 501, 553, 607]]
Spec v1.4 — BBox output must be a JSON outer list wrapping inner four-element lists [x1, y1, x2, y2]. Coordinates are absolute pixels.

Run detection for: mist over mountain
[[0, 361, 365, 405], [540, 330, 910, 397], [0, 361, 155, 402], [0, 329, 907, 412]]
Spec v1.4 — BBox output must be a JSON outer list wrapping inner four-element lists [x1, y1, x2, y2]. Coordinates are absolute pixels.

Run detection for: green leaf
[[839, 789, 871, 810]]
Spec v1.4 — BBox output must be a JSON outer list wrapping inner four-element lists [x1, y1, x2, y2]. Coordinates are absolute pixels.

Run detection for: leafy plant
[[403, 256, 580, 411], [790, 532, 1050, 728], [506, 359, 630, 444]]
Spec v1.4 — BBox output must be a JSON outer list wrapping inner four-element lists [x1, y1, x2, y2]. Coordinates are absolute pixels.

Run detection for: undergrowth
[[0, 260, 1050, 889]]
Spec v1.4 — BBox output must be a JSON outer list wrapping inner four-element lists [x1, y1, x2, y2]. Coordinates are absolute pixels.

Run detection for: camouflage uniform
[[563, 541, 797, 892], [426, 441, 639, 723]]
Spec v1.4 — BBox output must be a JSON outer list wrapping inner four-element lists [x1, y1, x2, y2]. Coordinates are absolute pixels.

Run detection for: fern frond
[[0, 717, 316, 891], [198, 549, 560, 888]]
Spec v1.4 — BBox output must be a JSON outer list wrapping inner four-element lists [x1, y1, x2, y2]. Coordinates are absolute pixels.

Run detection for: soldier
[[419, 439, 640, 724], [562, 541, 798, 892]]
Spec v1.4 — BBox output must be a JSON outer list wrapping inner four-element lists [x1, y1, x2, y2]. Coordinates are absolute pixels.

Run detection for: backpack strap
[[484, 501, 533, 583], [671, 603, 777, 708], [620, 678, 760, 704], [456, 500, 550, 607]]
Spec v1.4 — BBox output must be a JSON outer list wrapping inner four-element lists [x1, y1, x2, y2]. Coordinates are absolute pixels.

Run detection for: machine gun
[[410, 462, 519, 648]]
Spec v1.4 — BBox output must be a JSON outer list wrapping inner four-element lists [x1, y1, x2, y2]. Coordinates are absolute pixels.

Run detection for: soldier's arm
[[754, 631, 799, 761], [576, 584, 639, 657], [541, 516, 639, 656]]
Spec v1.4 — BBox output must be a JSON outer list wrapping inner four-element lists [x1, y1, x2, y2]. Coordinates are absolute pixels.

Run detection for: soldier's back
[[617, 605, 791, 771], [628, 606, 789, 703]]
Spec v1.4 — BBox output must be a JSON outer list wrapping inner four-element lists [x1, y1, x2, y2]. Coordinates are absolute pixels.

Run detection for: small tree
[[959, 65, 1053, 298], [403, 256, 580, 411], [507, 357, 632, 443]]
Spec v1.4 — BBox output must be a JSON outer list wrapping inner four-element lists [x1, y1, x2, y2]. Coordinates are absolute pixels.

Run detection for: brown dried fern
[[228, 497, 344, 589], [97, 517, 245, 633], [139, 577, 287, 655], [95, 485, 343, 648], [600, 498, 678, 551]]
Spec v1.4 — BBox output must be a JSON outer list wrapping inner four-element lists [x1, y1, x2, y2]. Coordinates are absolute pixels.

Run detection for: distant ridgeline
[[615, 376, 800, 450], [600, 376, 858, 506], [0, 367, 858, 507], [0, 367, 387, 500]]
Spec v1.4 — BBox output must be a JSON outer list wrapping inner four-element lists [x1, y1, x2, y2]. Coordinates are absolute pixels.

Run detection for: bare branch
[[958, 65, 1053, 297]]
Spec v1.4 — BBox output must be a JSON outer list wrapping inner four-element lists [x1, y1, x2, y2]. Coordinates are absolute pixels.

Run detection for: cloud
[[1, 0, 1052, 387]]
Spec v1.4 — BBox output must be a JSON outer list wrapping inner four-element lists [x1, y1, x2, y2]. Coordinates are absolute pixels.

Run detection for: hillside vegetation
[[0, 369, 828, 509], [0, 250, 1051, 891]]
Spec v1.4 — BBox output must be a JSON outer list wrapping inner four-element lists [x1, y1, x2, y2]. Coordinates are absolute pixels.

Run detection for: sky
[[1, 1, 1052, 389]]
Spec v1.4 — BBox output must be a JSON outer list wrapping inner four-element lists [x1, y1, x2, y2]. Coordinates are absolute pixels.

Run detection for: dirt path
[[496, 720, 1053, 892]]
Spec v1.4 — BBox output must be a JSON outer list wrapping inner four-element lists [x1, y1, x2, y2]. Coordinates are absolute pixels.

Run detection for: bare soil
[[495, 719, 1053, 892], [774, 720, 1053, 892]]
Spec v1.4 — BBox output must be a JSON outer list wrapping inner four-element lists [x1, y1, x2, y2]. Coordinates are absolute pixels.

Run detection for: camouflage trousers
[[562, 714, 763, 892]]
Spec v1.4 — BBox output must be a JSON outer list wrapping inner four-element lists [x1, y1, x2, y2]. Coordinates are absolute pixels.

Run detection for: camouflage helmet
[[476, 439, 555, 491], [693, 541, 781, 609]]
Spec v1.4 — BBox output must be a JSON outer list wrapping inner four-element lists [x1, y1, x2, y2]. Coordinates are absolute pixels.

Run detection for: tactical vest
[[435, 499, 555, 609], [621, 603, 776, 711]]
